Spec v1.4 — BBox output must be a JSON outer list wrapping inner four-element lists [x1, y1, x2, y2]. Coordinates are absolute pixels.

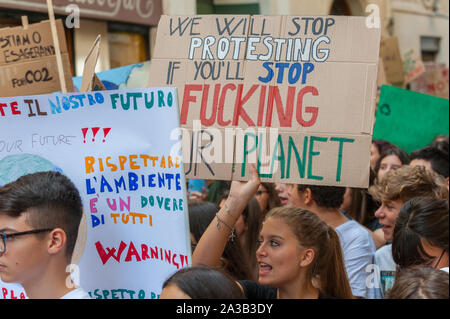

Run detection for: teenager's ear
[[300, 248, 315, 268], [47, 228, 67, 255], [304, 188, 314, 206]]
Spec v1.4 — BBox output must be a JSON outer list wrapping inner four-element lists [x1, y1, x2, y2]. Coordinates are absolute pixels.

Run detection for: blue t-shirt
[[335, 220, 376, 298]]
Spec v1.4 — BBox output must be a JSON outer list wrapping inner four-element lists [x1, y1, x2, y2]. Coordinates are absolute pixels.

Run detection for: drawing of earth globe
[[0, 153, 63, 186]]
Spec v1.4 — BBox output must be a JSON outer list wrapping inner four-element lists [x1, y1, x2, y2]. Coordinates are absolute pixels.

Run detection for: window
[[421, 36, 441, 62], [330, 0, 351, 16], [197, 0, 260, 14], [107, 22, 149, 69]]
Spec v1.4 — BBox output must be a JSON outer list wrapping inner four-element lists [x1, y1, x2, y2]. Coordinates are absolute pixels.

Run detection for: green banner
[[373, 85, 449, 153]]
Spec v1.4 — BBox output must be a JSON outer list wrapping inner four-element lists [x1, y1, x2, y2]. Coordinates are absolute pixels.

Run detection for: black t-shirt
[[238, 280, 336, 299]]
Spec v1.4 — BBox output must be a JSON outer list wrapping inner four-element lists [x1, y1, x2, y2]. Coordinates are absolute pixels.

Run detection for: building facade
[[0, 0, 448, 78]]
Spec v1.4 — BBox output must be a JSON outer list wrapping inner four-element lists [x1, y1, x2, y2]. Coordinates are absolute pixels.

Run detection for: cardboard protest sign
[[149, 15, 380, 187], [373, 85, 449, 153], [402, 49, 425, 84], [0, 88, 190, 299], [80, 35, 106, 92], [0, 19, 74, 97], [379, 36, 405, 86], [409, 63, 449, 99]]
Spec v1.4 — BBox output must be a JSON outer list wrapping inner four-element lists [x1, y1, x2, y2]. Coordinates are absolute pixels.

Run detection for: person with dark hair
[[205, 180, 230, 205], [387, 267, 449, 299], [392, 197, 448, 272], [193, 165, 353, 299], [369, 166, 448, 297], [234, 198, 262, 280], [219, 191, 264, 279], [160, 265, 245, 299], [429, 140, 449, 156], [0, 171, 90, 299], [287, 184, 376, 298], [188, 201, 254, 281], [374, 146, 410, 182], [371, 140, 392, 170], [255, 183, 281, 217], [432, 134, 449, 144], [410, 146, 449, 188]]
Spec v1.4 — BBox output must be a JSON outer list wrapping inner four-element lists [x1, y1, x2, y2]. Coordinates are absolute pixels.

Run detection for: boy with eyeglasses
[[0, 171, 90, 299]]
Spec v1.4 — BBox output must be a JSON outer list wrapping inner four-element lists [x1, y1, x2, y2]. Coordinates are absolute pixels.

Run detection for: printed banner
[[0, 87, 190, 299], [149, 15, 381, 187]]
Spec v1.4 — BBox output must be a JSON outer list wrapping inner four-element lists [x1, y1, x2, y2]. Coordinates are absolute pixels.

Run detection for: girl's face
[[255, 185, 270, 214], [256, 217, 305, 287], [377, 154, 403, 181], [275, 184, 289, 206], [370, 144, 380, 170]]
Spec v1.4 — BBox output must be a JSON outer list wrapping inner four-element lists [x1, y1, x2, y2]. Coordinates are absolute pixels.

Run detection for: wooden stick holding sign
[[80, 35, 106, 92], [21, 16, 29, 30], [46, 0, 67, 93]]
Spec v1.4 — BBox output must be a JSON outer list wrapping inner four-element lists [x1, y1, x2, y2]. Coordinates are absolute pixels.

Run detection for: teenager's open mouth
[[259, 262, 273, 274]]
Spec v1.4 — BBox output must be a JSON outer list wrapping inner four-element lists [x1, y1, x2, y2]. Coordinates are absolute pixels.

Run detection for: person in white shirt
[[0, 171, 90, 299], [369, 166, 448, 297]]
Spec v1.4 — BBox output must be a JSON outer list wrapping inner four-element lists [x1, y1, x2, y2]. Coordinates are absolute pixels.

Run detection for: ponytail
[[319, 226, 354, 299]]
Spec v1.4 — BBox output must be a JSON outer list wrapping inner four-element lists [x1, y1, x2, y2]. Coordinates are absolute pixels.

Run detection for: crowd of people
[[0, 135, 448, 299], [178, 134, 449, 299]]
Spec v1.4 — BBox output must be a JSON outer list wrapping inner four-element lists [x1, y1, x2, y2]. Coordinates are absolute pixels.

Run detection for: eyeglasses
[[256, 190, 269, 196], [0, 229, 53, 253]]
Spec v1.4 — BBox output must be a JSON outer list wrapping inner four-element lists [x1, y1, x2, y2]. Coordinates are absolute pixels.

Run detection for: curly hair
[[369, 165, 448, 203]]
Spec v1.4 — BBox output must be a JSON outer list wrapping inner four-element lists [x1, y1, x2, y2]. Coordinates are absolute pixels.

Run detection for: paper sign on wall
[[0, 19, 74, 97], [0, 87, 190, 299], [149, 15, 381, 187]]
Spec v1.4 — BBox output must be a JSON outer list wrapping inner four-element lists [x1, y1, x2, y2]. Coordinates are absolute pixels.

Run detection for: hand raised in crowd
[[192, 164, 260, 268], [226, 164, 261, 214]]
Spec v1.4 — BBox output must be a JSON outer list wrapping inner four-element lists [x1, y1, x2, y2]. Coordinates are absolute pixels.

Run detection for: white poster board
[[0, 87, 190, 299]]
